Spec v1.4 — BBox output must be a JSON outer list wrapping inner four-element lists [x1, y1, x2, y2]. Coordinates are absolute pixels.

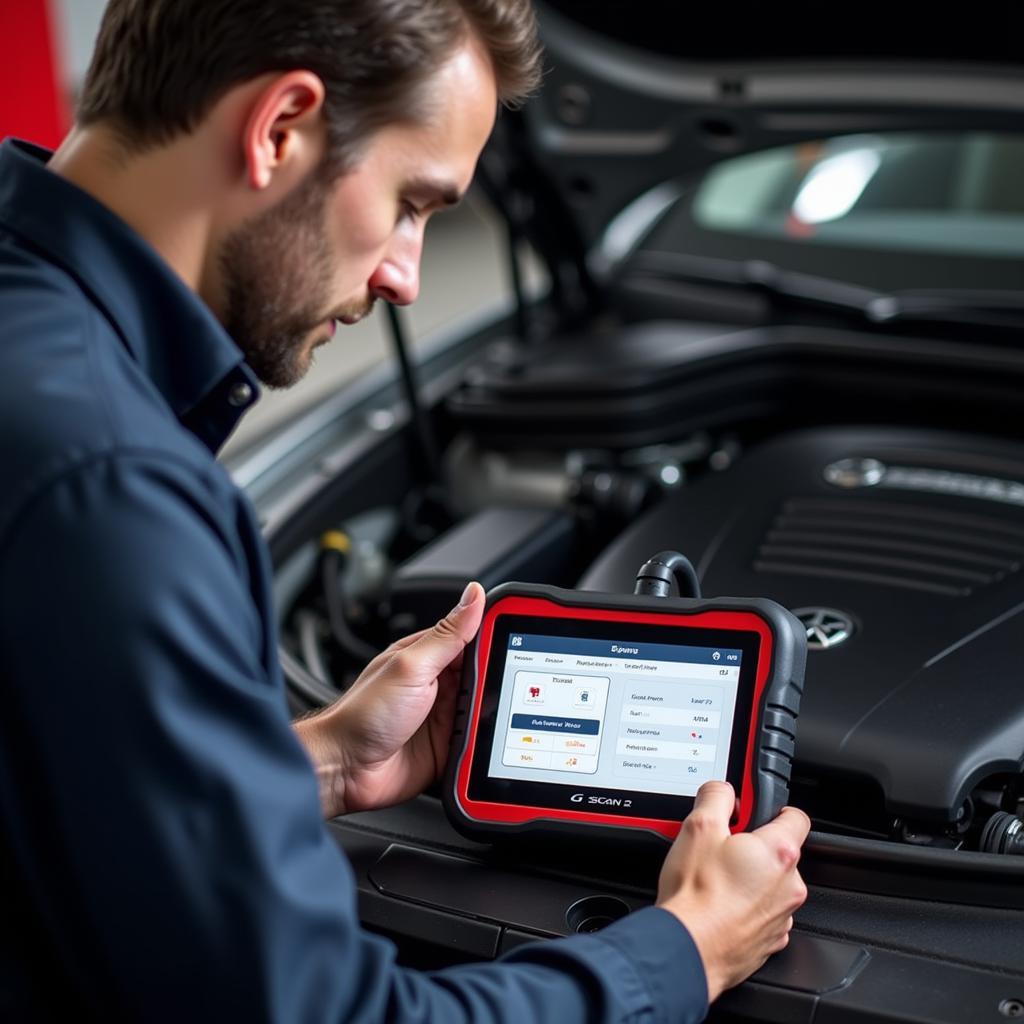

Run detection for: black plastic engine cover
[[578, 427, 1024, 823]]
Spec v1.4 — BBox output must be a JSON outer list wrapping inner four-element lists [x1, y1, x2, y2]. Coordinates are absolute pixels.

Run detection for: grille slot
[[755, 497, 1024, 597]]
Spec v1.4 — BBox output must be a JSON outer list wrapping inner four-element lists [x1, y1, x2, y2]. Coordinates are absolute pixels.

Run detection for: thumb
[[401, 582, 485, 679]]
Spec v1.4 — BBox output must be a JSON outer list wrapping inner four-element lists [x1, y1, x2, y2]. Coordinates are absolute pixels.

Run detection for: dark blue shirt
[[0, 139, 708, 1023]]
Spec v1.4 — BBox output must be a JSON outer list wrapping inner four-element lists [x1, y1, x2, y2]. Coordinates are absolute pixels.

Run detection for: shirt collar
[[0, 139, 260, 452]]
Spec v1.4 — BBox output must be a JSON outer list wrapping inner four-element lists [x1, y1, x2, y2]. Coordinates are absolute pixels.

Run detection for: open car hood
[[518, 1, 1024, 249]]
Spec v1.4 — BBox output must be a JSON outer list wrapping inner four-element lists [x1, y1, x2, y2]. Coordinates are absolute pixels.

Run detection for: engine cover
[[578, 427, 1024, 823]]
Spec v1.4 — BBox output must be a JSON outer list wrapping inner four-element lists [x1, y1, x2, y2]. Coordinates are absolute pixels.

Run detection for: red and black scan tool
[[444, 581, 806, 842]]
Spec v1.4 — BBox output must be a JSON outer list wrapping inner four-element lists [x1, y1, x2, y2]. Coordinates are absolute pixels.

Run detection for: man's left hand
[[294, 582, 485, 818]]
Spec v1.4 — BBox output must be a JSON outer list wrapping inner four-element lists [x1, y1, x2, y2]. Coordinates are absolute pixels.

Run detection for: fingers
[[753, 805, 812, 857], [381, 582, 489, 653], [391, 582, 485, 682], [769, 925, 792, 954], [425, 581, 484, 646], [787, 872, 808, 914], [684, 781, 736, 838]]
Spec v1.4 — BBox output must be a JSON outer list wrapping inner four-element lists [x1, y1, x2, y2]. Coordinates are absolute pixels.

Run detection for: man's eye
[[400, 200, 422, 222]]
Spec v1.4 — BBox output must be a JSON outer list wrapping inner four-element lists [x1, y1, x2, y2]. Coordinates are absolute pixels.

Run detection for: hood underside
[[525, 1, 1024, 246]]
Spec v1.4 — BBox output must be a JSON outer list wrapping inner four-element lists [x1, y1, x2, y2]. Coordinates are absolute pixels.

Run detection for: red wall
[[0, 0, 70, 148]]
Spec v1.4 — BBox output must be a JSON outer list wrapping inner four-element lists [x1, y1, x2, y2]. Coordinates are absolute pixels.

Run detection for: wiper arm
[[632, 250, 887, 314], [866, 288, 1024, 328], [631, 251, 1024, 329]]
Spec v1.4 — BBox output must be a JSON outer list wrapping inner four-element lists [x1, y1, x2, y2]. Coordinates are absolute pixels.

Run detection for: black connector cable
[[321, 531, 379, 666], [633, 550, 701, 599], [281, 640, 338, 707]]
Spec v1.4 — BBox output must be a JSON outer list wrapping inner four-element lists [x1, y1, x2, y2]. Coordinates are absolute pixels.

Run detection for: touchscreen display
[[485, 631, 743, 798]]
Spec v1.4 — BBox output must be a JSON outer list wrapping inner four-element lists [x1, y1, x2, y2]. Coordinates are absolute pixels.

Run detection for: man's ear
[[242, 70, 327, 191]]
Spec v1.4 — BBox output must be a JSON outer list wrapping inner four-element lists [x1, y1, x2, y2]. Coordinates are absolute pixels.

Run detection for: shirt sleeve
[[0, 450, 708, 1024]]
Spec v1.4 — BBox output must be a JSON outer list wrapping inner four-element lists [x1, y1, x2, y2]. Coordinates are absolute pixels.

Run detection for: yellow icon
[[522, 735, 535, 743]]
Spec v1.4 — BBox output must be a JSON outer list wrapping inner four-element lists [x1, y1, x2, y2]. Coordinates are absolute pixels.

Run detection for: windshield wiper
[[630, 250, 1024, 329], [865, 288, 1024, 328]]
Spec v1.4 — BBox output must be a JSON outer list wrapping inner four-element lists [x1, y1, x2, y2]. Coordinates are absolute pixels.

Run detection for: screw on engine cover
[[999, 998, 1024, 1018]]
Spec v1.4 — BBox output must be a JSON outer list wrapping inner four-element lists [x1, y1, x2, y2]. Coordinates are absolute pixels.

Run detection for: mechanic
[[0, 2, 809, 1021]]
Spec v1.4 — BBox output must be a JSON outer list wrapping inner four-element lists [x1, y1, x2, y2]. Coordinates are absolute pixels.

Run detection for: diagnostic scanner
[[444, 579, 806, 842]]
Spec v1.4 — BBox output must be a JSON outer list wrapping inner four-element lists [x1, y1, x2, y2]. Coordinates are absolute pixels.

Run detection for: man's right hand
[[656, 781, 811, 1003]]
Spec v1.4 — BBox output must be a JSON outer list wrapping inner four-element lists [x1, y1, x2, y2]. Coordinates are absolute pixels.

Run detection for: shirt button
[[228, 382, 253, 408]]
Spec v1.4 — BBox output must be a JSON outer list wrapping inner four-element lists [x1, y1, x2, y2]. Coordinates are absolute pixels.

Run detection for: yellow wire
[[320, 530, 352, 554]]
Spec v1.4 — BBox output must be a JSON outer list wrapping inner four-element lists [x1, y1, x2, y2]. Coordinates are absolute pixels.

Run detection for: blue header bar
[[507, 633, 742, 666]]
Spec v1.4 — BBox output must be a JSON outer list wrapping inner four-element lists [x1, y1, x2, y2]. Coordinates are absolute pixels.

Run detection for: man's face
[[220, 39, 498, 389]]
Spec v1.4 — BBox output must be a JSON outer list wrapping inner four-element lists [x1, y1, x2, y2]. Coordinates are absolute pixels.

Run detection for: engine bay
[[270, 321, 1024, 861]]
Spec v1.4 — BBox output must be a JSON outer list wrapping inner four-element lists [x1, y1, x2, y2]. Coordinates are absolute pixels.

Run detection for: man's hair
[[77, 0, 541, 168]]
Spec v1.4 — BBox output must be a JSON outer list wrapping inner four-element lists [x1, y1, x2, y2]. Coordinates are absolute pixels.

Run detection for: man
[[0, 2, 810, 1021]]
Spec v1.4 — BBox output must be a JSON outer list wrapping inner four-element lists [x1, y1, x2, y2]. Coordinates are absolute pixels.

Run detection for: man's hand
[[657, 781, 811, 1003], [294, 582, 486, 819]]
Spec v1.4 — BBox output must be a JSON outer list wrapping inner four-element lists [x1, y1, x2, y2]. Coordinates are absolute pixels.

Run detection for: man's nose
[[369, 238, 421, 306]]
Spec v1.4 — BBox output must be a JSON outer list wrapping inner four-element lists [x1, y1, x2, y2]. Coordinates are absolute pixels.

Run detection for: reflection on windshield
[[792, 146, 883, 224], [693, 133, 1024, 257]]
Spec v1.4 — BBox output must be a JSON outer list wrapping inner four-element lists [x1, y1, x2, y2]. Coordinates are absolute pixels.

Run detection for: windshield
[[637, 132, 1024, 293]]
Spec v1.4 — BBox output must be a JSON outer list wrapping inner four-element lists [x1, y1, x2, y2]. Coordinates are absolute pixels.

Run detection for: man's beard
[[218, 167, 369, 389]]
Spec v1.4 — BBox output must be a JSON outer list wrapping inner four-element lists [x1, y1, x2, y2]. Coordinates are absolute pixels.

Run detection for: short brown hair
[[78, 0, 541, 168]]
